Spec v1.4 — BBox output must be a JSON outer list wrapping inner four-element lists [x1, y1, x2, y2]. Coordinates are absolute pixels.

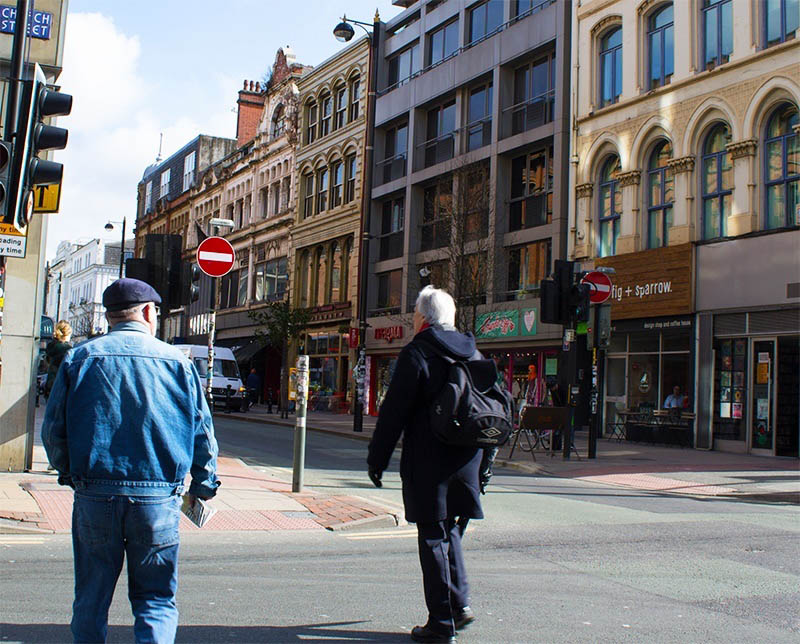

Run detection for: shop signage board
[[374, 325, 404, 342], [520, 308, 537, 336], [581, 271, 613, 304], [594, 243, 693, 320], [197, 236, 235, 277], [0, 221, 26, 257], [475, 310, 519, 338]]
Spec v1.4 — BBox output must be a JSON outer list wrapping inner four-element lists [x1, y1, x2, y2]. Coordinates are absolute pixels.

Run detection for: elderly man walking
[[42, 278, 220, 644], [368, 286, 485, 643]]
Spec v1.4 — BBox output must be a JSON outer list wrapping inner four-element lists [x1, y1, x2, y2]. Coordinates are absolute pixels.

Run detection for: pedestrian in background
[[44, 319, 72, 398], [367, 286, 483, 643], [42, 278, 220, 644], [246, 367, 261, 411]]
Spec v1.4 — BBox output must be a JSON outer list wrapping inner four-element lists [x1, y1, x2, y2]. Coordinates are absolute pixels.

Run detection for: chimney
[[236, 79, 266, 147]]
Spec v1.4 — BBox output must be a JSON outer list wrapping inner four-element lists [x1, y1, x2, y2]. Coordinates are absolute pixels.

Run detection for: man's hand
[[368, 468, 383, 488]]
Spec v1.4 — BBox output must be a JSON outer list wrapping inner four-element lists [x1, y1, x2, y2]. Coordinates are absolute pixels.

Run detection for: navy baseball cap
[[102, 278, 162, 312]]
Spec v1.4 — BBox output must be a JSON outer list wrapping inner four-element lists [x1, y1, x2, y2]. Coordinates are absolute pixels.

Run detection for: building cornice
[[726, 139, 758, 160], [576, 182, 594, 198], [617, 170, 641, 187], [667, 156, 696, 174]]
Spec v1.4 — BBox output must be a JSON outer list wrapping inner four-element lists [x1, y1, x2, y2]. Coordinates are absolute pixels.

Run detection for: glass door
[[604, 356, 627, 435], [750, 338, 776, 453]]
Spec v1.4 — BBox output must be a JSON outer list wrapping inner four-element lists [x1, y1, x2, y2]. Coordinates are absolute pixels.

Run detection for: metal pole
[[3, 0, 29, 141], [118, 216, 126, 278], [292, 354, 309, 492], [55, 272, 61, 321], [206, 225, 219, 409], [352, 13, 380, 433]]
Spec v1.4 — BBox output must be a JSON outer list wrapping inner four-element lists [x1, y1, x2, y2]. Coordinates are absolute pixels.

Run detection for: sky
[[46, 0, 404, 260]]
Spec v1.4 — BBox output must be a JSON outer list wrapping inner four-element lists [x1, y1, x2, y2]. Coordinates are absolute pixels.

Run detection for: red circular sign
[[197, 236, 235, 277], [581, 271, 613, 304]]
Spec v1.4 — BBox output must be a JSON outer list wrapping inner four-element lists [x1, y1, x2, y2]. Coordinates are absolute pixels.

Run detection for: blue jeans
[[71, 491, 182, 644]]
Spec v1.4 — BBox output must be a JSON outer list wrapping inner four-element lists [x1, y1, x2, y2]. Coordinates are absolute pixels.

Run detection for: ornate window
[[305, 101, 317, 144], [316, 166, 329, 213], [599, 27, 622, 107], [648, 4, 674, 89], [349, 76, 361, 121], [271, 105, 285, 138], [298, 250, 310, 307], [598, 155, 621, 257], [302, 171, 314, 219], [345, 154, 357, 202], [703, 0, 732, 69], [319, 92, 332, 137], [701, 123, 732, 239], [330, 160, 343, 208], [764, 102, 799, 229], [646, 140, 674, 248], [329, 242, 343, 303], [334, 85, 347, 130], [765, 0, 799, 47]]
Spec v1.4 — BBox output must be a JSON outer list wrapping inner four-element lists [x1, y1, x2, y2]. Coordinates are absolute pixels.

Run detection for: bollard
[[225, 384, 231, 413], [292, 355, 309, 493]]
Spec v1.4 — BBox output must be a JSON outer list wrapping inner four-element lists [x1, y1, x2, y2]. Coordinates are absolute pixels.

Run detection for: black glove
[[479, 470, 492, 495], [368, 468, 383, 488], [478, 447, 499, 495]]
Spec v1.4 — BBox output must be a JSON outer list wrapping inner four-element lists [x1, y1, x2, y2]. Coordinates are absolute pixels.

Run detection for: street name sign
[[581, 271, 613, 304], [197, 236, 235, 277]]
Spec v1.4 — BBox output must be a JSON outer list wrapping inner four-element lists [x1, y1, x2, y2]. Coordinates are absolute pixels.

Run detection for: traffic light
[[0, 141, 11, 221], [5, 63, 72, 232], [553, 260, 574, 324], [568, 283, 591, 323], [539, 278, 561, 324], [181, 262, 201, 305]]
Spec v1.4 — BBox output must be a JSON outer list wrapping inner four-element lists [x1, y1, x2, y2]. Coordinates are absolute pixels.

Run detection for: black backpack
[[420, 341, 514, 448]]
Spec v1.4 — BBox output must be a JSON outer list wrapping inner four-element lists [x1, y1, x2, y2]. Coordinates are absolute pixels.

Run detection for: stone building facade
[[570, 0, 799, 457], [291, 38, 370, 403]]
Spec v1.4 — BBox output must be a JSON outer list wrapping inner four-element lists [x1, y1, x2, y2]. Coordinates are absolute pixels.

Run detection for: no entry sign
[[581, 271, 613, 304], [197, 236, 235, 277]]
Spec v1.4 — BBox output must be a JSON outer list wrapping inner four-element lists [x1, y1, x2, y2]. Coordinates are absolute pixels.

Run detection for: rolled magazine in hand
[[181, 495, 217, 528]]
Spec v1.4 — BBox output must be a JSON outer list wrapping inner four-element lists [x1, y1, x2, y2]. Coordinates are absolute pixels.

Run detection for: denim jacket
[[42, 321, 220, 498]]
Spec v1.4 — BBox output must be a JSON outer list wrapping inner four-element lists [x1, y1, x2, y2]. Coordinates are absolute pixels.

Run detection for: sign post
[[196, 235, 235, 408], [292, 355, 310, 492]]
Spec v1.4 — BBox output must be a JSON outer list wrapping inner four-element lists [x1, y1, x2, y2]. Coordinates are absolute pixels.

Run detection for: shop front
[[595, 244, 695, 441], [304, 329, 351, 411], [366, 324, 406, 416], [695, 231, 799, 457]]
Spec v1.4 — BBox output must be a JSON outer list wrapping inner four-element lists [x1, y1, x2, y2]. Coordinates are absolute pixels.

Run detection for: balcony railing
[[415, 132, 456, 171], [464, 117, 492, 153], [378, 230, 404, 261], [504, 285, 542, 302], [378, 0, 557, 97], [376, 153, 408, 185], [501, 90, 555, 138]]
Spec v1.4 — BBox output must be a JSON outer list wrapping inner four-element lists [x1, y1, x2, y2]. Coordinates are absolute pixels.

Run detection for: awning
[[232, 340, 263, 363]]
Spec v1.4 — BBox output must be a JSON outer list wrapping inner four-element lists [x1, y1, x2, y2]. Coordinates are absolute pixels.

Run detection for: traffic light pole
[[3, 0, 28, 142], [206, 225, 220, 410]]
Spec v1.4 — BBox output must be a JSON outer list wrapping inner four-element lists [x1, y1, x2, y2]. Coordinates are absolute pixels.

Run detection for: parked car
[[174, 345, 246, 412]]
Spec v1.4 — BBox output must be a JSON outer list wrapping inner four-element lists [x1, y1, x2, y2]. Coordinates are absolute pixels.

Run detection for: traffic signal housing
[[568, 283, 591, 323], [5, 63, 72, 232], [181, 262, 202, 305]]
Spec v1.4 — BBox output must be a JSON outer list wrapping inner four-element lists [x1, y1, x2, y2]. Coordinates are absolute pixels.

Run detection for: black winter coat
[[367, 325, 484, 524]]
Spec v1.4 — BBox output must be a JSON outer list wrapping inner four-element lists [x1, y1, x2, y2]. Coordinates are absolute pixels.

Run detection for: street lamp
[[104, 216, 127, 278], [333, 11, 380, 433]]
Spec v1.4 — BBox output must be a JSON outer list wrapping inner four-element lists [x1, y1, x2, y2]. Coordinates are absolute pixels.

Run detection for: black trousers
[[416, 518, 470, 635]]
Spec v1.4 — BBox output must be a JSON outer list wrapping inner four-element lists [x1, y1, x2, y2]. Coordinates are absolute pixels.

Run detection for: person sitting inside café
[[663, 385, 685, 409]]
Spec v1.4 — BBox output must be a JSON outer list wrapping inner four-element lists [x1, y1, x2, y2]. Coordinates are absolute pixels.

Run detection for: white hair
[[415, 285, 456, 327]]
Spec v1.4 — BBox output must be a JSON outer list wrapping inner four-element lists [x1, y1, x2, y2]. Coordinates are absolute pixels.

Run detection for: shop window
[[703, 0, 733, 69], [379, 197, 404, 261], [629, 332, 659, 353], [421, 179, 452, 251], [468, 0, 504, 46], [713, 338, 748, 441], [428, 19, 459, 67], [466, 83, 493, 152], [647, 140, 674, 249], [765, 0, 799, 48], [508, 53, 555, 136], [598, 155, 621, 257], [510, 147, 553, 231], [375, 270, 402, 314], [506, 239, 551, 301], [599, 27, 622, 107], [648, 4, 674, 89], [763, 102, 799, 230], [701, 123, 732, 239]]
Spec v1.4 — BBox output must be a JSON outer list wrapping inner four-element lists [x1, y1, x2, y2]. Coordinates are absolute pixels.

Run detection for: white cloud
[[45, 12, 236, 259]]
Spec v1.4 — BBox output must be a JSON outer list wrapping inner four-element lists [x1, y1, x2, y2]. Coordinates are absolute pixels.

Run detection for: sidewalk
[[0, 406, 403, 535], [225, 405, 800, 504]]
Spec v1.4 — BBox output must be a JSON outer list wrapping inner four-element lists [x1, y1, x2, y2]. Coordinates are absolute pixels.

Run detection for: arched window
[[305, 101, 317, 144], [648, 4, 674, 89], [701, 123, 732, 239], [329, 242, 342, 302], [299, 250, 310, 307], [764, 102, 799, 229], [342, 238, 352, 301], [598, 155, 621, 257], [314, 247, 327, 306], [319, 92, 332, 137], [599, 27, 622, 107], [647, 140, 674, 248], [349, 75, 361, 121], [334, 84, 347, 130], [271, 105, 285, 138]]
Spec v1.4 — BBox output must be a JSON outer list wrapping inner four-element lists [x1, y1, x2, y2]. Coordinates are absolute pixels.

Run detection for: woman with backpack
[[367, 286, 497, 643], [44, 320, 73, 398]]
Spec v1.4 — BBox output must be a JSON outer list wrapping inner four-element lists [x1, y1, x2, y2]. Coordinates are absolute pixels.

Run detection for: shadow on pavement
[[0, 621, 404, 643]]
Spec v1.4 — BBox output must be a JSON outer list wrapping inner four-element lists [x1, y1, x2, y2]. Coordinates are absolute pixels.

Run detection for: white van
[[175, 345, 246, 411]]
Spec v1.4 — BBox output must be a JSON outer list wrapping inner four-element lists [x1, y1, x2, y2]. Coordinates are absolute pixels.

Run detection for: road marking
[[363, 494, 404, 514], [0, 536, 48, 545], [344, 529, 417, 540]]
